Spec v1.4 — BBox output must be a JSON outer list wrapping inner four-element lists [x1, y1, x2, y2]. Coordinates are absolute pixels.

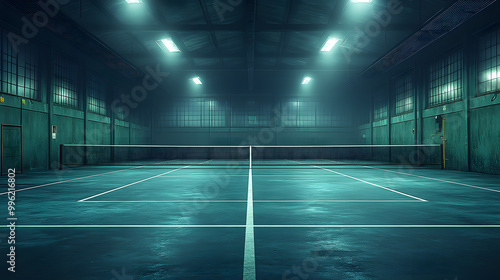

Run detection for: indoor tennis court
[[1, 0, 500, 279]]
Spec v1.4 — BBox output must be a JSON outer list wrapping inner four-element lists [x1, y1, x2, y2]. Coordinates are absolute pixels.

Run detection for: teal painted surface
[[115, 125, 131, 145], [372, 125, 389, 145], [22, 110, 49, 171], [390, 120, 415, 145], [131, 126, 151, 145], [0, 105, 21, 125], [470, 105, 500, 174], [87, 121, 111, 145], [423, 111, 467, 171], [154, 129, 355, 146], [3, 165, 500, 279]]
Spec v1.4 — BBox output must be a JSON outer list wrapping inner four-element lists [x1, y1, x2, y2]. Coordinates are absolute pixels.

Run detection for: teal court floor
[[1, 163, 500, 279]]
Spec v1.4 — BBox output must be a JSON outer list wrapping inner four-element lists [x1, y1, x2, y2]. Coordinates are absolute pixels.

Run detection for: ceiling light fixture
[[156, 38, 181, 53], [351, 0, 372, 3], [302, 77, 312, 84], [321, 37, 342, 52], [192, 77, 202, 85], [126, 0, 142, 3]]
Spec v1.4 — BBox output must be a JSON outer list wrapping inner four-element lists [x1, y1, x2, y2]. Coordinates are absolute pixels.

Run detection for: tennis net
[[59, 144, 443, 169]]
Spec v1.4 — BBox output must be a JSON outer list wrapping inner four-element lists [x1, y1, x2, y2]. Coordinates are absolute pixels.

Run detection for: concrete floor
[[1, 164, 499, 279]]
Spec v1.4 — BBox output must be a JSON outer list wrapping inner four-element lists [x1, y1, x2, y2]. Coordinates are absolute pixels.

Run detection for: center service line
[[243, 167, 256, 280]]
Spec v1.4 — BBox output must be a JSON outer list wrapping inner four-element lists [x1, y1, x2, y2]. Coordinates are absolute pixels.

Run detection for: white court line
[[157, 175, 340, 177], [5, 224, 245, 228], [159, 175, 248, 177], [82, 200, 248, 203], [314, 166, 428, 202], [364, 166, 500, 193], [78, 165, 193, 202], [81, 200, 424, 203], [243, 168, 256, 280], [0, 166, 145, 196], [5, 224, 500, 228], [254, 224, 500, 228]]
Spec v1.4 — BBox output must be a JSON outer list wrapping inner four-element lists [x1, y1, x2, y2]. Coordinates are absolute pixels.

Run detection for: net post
[[249, 146, 252, 169], [59, 144, 63, 170], [439, 144, 445, 170]]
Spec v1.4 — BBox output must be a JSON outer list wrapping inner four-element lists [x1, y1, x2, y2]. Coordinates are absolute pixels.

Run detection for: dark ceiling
[[23, 0, 474, 94]]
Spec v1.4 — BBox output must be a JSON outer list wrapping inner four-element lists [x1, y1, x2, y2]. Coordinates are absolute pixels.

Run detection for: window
[[160, 98, 228, 128], [393, 71, 414, 115], [297, 101, 316, 127], [87, 72, 107, 115], [1, 29, 39, 99], [113, 87, 127, 120], [478, 27, 500, 95], [231, 100, 272, 128], [374, 94, 388, 121], [208, 100, 227, 127], [281, 100, 300, 127], [280, 99, 352, 128], [428, 49, 463, 106], [53, 54, 79, 108]]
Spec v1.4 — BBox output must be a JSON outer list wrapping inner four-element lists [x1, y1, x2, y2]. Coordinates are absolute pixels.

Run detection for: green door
[[1, 125, 22, 175]]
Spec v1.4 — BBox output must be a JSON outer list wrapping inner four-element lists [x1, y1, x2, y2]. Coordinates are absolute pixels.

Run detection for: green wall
[[356, 6, 500, 174], [0, 4, 152, 173]]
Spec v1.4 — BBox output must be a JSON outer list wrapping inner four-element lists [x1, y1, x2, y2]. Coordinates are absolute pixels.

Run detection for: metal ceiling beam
[[125, 50, 376, 59], [141, 0, 196, 69], [275, 0, 294, 67], [154, 68, 359, 72], [87, 0, 152, 60], [86, 23, 420, 33], [198, 0, 224, 67]]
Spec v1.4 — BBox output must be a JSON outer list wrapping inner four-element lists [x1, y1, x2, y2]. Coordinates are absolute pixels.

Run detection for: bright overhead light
[[302, 77, 312, 84], [157, 38, 181, 53], [126, 0, 142, 3], [192, 77, 202, 85], [351, 0, 372, 3], [321, 37, 342, 52]]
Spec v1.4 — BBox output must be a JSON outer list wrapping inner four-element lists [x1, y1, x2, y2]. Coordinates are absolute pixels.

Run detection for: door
[[1, 125, 23, 175]]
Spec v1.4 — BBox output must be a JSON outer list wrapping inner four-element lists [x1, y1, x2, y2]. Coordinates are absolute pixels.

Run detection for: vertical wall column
[[81, 62, 88, 164], [45, 48, 54, 169], [464, 36, 474, 172], [415, 61, 424, 145], [386, 77, 392, 146]]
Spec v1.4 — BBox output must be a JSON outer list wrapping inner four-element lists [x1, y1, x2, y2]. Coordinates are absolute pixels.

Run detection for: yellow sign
[[0, 96, 4, 103], [22, 99, 26, 105]]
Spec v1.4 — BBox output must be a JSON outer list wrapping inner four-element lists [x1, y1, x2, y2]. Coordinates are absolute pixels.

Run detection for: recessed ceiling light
[[321, 37, 342, 52], [156, 38, 181, 53], [126, 0, 142, 3], [302, 77, 312, 84], [351, 0, 372, 3], [192, 77, 202, 85]]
